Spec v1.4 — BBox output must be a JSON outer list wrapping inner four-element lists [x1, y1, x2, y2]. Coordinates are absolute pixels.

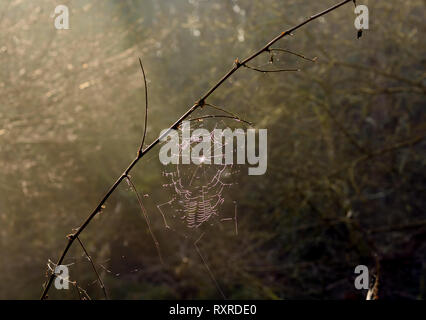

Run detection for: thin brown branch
[[189, 115, 253, 126], [269, 48, 318, 62], [125, 175, 164, 266], [204, 103, 253, 125], [243, 64, 300, 73], [73, 282, 83, 300], [138, 57, 149, 155], [76, 237, 108, 300]]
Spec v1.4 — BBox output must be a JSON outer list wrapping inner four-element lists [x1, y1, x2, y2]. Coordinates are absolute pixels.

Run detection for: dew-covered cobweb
[[44, 116, 250, 300], [158, 119, 240, 233]]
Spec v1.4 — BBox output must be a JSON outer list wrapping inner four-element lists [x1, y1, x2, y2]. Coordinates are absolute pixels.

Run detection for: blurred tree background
[[0, 0, 425, 299]]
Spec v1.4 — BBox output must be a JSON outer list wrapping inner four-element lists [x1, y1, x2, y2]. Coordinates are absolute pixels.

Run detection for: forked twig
[[269, 48, 318, 62], [189, 115, 253, 126], [41, 0, 354, 299], [191, 101, 253, 125]]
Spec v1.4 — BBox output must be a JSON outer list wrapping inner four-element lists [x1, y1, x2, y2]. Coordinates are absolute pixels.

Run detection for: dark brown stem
[[41, 0, 354, 299], [243, 64, 300, 73], [138, 57, 149, 155], [189, 115, 253, 126]]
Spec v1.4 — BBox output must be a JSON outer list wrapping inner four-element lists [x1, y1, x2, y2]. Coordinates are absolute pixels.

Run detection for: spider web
[[157, 118, 241, 236], [155, 117, 247, 298], [44, 117, 249, 300]]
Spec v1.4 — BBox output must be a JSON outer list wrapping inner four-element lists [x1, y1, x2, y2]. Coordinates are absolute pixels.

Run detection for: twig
[[204, 103, 253, 125], [269, 48, 318, 62], [76, 237, 108, 300], [73, 282, 83, 300], [125, 175, 164, 265], [76, 284, 91, 300], [189, 115, 253, 126], [138, 57, 149, 155], [41, 0, 354, 299], [243, 64, 300, 73]]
